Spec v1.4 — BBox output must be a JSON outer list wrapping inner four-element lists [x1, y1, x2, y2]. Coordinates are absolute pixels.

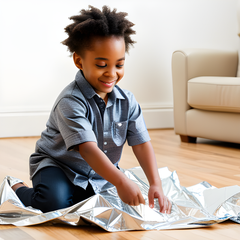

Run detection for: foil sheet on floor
[[1, 167, 240, 232]]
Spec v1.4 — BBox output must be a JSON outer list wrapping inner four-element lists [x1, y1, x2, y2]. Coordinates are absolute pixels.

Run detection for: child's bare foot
[[6, 176, 29, 192], [11, 182, 29, 192]]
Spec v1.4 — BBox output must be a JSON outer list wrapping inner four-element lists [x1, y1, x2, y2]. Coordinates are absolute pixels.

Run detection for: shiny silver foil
[[0, 167, 240, 231]]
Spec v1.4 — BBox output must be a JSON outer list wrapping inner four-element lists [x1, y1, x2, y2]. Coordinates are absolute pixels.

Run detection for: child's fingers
[[128, 193, 145, 206], [160, 196, 172, 214], [131, 199, 139, 206], [129, 197, 139, 206], [148, 191, 155, 208], [148, 188, 171, 213], [149, 190, 163, 209], [167, 198, 172, 214], [138, 193, 145, 205], [159, 196, 167, 213]]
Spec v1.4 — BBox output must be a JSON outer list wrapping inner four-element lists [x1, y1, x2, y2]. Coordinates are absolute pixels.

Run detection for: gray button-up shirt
[[29, 70, 150, 193]]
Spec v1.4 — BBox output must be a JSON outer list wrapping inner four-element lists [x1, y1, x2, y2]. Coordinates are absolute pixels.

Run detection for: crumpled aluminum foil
[[0, 167, 240, 232]]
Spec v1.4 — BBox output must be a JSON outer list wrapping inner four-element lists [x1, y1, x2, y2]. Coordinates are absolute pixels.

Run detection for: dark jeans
[[16, 167, 95, 213]]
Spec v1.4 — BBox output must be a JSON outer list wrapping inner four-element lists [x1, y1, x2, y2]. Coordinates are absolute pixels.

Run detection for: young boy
[[11, 6, 171, 214]]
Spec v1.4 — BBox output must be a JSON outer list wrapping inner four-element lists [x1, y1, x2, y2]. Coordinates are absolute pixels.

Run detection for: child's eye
[[116, 64, 124, 68], [116, 60, 124, 68], [96, 64, 107, 68]]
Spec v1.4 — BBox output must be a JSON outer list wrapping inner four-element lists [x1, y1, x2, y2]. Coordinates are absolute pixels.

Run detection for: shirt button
[[104, 142, 107, 145], [104, 150, 107, 153], [118, 123, 122, 127]]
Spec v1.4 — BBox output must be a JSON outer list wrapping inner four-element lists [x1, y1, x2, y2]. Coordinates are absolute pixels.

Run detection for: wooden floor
[[0, 129, 240, 239]]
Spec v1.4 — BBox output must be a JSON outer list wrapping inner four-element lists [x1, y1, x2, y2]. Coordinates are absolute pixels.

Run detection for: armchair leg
[[180, 135, 197, 143]]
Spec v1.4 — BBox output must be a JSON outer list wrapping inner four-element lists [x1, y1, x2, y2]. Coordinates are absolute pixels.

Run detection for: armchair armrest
[[172, 48, 238, 80], [171, 48, 238, 136]]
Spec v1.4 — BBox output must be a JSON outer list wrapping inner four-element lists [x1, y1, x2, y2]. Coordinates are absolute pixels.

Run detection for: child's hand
[[148, 184, 171, 214], [116, 178, 145, 206]]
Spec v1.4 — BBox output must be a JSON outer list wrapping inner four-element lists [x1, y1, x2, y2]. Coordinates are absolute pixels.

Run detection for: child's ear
[[73, 52, 83, 70]]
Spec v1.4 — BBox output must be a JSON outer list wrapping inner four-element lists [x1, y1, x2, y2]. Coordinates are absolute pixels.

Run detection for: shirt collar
[[75, 70, 96, 99], [75, 70, 125, 106]]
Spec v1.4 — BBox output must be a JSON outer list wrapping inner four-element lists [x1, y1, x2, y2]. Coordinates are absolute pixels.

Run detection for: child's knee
[[32, 186, 73, 212]]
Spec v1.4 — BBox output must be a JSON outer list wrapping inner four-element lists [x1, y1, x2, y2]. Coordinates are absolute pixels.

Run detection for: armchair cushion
[[188, 77, 240, 113]]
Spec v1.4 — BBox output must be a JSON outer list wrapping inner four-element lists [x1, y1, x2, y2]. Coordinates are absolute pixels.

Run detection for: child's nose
[[104, 68, 117, 78]]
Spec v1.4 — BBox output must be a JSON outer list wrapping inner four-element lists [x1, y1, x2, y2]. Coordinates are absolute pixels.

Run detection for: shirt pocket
[[112, 120, 128, 146]]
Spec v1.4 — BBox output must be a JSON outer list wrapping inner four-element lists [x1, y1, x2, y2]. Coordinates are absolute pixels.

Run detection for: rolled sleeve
[[127, 129, 150, 146], [64, 130, 97, 150], [55, 97, 97, 150]]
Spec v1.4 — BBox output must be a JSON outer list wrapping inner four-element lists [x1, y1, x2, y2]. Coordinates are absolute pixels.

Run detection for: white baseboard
[[142, 108, 174, 129], [0, 112, 49, 138], [0, 107, 174, 138]]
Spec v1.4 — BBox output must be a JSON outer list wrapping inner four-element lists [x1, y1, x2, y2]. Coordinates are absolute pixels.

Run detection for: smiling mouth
[[99, 79, 117, 86], [102, 81, 114, 85]]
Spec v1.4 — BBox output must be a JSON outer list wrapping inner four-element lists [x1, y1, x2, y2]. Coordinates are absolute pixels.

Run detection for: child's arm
[[79, 141, 145, 206], [132, 141, 171, 214]]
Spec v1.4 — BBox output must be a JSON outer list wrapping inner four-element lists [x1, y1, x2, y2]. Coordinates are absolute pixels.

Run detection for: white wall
[[0, 0, 239, 137]]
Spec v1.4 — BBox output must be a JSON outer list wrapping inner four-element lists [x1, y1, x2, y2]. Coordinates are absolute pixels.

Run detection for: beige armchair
[[172, 49, 240, 143]]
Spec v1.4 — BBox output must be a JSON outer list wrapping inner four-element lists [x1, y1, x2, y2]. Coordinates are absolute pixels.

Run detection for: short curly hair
[[61, 5, 136, 56]]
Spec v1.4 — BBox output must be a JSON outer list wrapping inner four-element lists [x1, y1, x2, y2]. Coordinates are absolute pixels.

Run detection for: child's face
[[73, 36, 125, 99]]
